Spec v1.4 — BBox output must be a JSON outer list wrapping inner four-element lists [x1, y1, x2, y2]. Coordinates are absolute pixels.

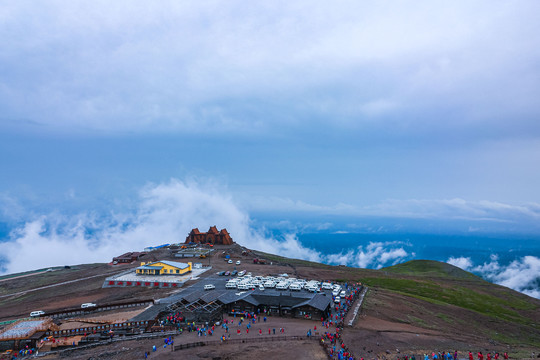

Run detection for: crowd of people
[[318, 282, 363, 360], [144, 282, 520, 360], [4, 346, 36, 359], [393, 351, 512, 360], [153, 282, 365, 359]]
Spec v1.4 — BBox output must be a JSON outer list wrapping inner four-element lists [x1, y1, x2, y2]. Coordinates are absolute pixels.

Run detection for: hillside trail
[[0, 271, 44, 283], [0, 271, 124, 299]]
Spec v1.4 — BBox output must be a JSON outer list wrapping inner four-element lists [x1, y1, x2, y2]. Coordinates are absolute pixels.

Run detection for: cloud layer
[[2, 1, 540, 142], [0, 179, 410, 274], [447, 254, 540, 299], [1, 177, 537, 299]]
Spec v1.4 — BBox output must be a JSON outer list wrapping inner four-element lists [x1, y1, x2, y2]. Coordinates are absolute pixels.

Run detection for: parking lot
[[162, 272, 350, 307]]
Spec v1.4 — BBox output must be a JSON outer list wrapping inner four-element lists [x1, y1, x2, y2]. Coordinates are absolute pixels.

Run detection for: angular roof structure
[[185, 226, 233, 245]]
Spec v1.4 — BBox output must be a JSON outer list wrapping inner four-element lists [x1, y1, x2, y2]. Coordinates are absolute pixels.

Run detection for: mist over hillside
[[1, 179, 538, 299]]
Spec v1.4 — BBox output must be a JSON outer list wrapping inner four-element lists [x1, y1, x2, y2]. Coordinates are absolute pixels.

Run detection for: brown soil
[[40, 338, 327, 360]]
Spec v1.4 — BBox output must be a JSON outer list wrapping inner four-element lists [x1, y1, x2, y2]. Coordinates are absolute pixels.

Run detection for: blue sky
[[1, 1, 540, 239]]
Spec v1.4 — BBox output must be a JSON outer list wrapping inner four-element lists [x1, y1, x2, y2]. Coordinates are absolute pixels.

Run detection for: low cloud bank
[[0, 179, 411, 274], [447, 255, 540, 299], [324, 242, 410, 269]]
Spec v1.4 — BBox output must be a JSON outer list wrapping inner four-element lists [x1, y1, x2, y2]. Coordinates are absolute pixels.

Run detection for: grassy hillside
[[382, 259, 482, 280], [262, 254, 540, 347]]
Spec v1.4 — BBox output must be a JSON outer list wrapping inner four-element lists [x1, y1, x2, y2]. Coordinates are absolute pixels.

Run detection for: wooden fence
[[173, 335, 317, 351], [45, 320, 151, 337]]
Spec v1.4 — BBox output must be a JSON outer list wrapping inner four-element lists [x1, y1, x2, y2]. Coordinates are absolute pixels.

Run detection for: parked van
[[81, 303, 97, 309], [289, 283, 302, 291], [334, 296, 341, 303], [225, 282, 237, 289], [321, 282, 333, 290], [237, 283, 250, 290], [340, 290, 346, 297], [30, 310, 45, 317]]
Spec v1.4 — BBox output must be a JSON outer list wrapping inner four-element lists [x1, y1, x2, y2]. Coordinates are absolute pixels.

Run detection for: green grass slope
[[382, 259, 482, 280], [359, 260, 540, 346]]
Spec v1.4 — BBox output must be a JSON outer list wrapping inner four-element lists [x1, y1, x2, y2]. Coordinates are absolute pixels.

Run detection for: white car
[[259, 285, 265, 291], [334, 296, 341, 303], [81, 303, 97, 309], [204, 284, 216, 290], [228, 260, 233, 264], [289, 283, 302, 291], [236, 260, 241, 265], [237, 283, 250, 290], [30, 310, 45, 317]]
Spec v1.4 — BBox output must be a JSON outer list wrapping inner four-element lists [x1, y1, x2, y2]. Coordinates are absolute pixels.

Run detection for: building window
[[176, 270, 179, 274]]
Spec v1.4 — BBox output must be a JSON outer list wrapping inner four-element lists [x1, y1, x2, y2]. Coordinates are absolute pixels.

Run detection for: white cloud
[[492, 256, 540, 298], [366, 198, 540, 221], [447, 254, 540, 299], [447, 256, 473, 271], [355, 242, 410, 269], [2, 177, 538, 301], [0, 178, 416, 274], [323, 241, 410, 269], [473, 255, 502, 275], [325, 250, 356, 266], [0, 179, 327, 274], [1, 1, 540, 137], [242, 195, 540, 230]]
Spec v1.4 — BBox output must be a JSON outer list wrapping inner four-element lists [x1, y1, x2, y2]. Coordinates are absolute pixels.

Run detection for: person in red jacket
[[469, 352, 474, 360]]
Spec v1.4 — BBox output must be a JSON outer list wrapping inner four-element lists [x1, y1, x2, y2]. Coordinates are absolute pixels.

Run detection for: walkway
[[346, 286, 368, 326]]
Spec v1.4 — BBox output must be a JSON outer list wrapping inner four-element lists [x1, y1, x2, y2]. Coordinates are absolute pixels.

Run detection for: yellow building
[[136, 260, 192, 276]]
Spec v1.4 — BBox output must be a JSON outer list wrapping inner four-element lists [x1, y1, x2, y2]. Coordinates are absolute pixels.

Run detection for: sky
[[1, 1, 540, 286]]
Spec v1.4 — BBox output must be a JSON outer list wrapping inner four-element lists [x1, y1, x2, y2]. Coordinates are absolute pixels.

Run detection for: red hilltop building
[[185, 226, 233, 245]]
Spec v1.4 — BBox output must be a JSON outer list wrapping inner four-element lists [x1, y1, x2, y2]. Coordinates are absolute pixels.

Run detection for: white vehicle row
[[224, 275, 346, 295]]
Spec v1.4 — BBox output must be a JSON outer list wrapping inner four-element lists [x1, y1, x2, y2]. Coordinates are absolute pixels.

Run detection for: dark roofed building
[[163, 285, 339, 323], [185, 226, 233, 245], [221, 292, 331, 320]]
